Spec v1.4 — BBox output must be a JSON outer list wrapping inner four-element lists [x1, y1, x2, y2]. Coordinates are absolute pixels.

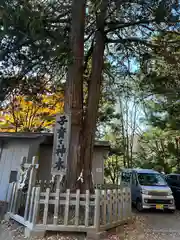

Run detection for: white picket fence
[[7, 184, 132, 234]]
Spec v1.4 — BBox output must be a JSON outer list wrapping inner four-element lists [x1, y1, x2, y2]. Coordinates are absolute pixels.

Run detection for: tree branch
[[105, 18, 156, 33], [84, 42, 94, 72], [106, 37, 160, 48]]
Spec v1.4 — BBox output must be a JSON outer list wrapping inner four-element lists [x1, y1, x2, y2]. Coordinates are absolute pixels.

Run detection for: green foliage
[[139, 34, 180, 128], [0, 0, 70, 99], [134, 30, 180, 173], [135, 126, 180, 173], [104, 130, 124, 183], [104, 155, 123, 184], [0, 0, 179, 101]]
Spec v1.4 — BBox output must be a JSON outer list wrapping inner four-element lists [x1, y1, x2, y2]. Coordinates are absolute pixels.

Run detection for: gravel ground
[[106, 210, 180, 240], [124, 210, 180, 240], [1, 210, 180, 240]]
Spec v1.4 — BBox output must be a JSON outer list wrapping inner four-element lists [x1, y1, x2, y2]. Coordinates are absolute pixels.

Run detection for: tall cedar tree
[[0, 0, 179, 191]]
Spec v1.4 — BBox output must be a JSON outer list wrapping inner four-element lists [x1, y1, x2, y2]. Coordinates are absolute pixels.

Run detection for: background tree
[[104, 155, 122, 184], [0, 0, 70, 101], [117, 94, 142, 168], [104, 127, 124, 184], [136, 32, 180, 173], [139, 33, 180, 129], [0, 90, 64, 132], [135, 127, 180, 173]]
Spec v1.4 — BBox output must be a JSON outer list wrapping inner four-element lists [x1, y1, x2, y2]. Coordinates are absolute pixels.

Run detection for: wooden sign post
[[51, 114, 70, 187]]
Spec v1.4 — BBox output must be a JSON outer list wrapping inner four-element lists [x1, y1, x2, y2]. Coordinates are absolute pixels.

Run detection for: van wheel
[[136, 199, 143, 212]]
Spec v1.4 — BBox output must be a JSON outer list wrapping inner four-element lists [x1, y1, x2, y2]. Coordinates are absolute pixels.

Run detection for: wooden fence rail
[[7, 184, 132, 235]]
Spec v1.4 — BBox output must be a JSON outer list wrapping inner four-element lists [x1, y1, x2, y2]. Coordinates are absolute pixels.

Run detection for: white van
[[121, 169, 175, 212]]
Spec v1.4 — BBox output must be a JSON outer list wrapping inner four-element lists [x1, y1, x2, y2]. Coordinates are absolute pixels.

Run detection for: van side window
[[9, 171, 18, 183], [122, 172, 131, 183], [126, 173, 131, 183], [132, 173, 137, 185], [121, 172, 126, 182]]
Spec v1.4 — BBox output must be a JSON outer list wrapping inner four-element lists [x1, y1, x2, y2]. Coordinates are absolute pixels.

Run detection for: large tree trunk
[[65, 0, 86, 190], [65, 0, 108, 192], [80, 0, 108, 192]]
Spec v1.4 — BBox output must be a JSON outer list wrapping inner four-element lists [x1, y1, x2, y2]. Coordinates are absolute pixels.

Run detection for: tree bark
[[118, 96, 126, 168], [65, 0, 86, 190], [65, 0, 108, 192], [80, 0, 108, 192]]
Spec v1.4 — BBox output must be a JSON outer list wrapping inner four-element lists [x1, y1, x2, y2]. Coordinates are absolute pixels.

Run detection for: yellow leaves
[[0, 92, 64, 132]]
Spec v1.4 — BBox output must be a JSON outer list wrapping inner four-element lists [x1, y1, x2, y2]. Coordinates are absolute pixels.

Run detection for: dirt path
[[120, 210, 180, 240], [140, 210, 180, 239]]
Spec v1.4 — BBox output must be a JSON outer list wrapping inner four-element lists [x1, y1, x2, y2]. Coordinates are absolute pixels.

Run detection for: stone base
[[24, 227, 46, 238], [4, 213, 10, 222], [0, 201, 8, 221], [86, 231, 107, 240]]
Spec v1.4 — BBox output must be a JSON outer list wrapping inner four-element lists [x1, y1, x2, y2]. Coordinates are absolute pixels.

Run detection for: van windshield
[[138, 173, 167, 186]]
